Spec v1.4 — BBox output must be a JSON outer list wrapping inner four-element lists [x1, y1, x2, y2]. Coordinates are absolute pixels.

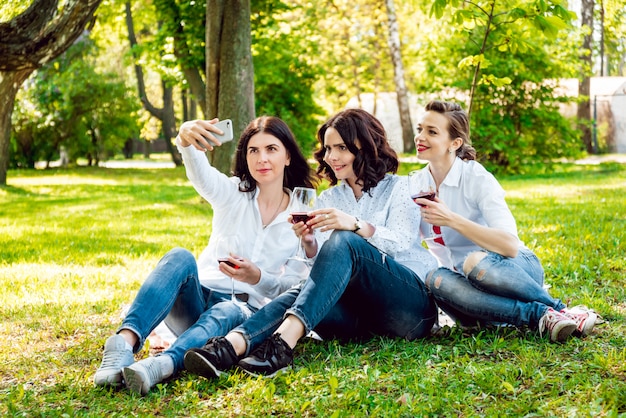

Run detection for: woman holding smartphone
[[184, 108, 438, 378], [93, 116, 316, 394]]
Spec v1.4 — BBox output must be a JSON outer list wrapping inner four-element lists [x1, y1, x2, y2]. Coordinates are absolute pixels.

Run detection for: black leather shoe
[[237, 333, 293, 377], [184, 337, 239, 379]]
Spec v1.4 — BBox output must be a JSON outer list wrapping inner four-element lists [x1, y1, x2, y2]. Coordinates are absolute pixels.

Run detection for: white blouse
[[315, 174, 438, 280], [412, 158, 520, 272], [176, 139, 309, 309]]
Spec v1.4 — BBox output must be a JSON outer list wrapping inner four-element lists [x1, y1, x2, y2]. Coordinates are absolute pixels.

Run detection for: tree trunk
[[0, 0, 102, 185], [384, 0, 414, 153], [0, 70, 32, 183], [599, 0, 605, 76], [161, 80, 183, 165], [578, 0, 594, 153], [206, 0, 255, 174], [125, 1, 182, 166]]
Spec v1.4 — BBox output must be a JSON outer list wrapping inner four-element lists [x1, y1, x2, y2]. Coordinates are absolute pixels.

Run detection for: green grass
[[1, 163, 625, 417]]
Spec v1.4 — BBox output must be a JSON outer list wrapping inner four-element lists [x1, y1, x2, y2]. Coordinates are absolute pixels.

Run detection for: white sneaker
[[122, 357, 164, 396], [94, 335, 135, 387], [538, 308, 577, 342]]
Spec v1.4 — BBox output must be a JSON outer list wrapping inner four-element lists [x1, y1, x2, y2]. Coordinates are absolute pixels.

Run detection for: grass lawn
[[0, 161, 624, 417]]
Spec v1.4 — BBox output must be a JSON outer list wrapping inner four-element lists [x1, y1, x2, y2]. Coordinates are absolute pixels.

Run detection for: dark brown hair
[[313, 108, 398, 193], [234, 116, 317, 192], [425, 100, 476, 161]]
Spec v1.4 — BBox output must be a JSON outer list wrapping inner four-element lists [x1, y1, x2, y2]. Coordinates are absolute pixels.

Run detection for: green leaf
[[430, 0, 448, 19], [501, 381, 515, 393], [533, 15, 567, 38], [508, 7, 527, 20]]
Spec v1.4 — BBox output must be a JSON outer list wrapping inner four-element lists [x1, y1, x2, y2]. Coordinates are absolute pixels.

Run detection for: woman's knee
[[425, 267, 473, 303], [462, 251, 488, 277], [164, 247, 195, 263], [425, 267, 454, 291], [321, 230, 361, 255]]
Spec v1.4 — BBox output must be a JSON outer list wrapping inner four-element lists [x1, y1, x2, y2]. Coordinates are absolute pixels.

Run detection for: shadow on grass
[[0, 184, 35, 196]]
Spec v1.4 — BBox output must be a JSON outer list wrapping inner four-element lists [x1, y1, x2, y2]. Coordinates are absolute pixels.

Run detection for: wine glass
[[408, 170, 444, 248], [408, 170, 436, 207], [215, 235, 246, 305], [289, 187, 317, 262]]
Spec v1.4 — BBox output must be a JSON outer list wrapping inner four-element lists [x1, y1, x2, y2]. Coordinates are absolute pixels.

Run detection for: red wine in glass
[[217, 258, 241, 269], [291, 212, 313, 224], [411, 191, 436, 207]]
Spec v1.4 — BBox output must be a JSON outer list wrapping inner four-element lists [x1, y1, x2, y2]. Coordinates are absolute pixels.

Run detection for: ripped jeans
[[232, 230, 437, 354], [425, 248, 565, 329]]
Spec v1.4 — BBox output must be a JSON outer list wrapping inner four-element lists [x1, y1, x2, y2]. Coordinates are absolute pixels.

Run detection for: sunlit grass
[[1, 164, 625, 416]]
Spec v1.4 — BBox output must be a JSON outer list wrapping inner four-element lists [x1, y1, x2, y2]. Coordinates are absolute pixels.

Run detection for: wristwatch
[[352, 217, 362, 233]]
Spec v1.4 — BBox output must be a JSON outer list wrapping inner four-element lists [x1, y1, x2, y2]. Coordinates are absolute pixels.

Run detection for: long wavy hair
[[233, 116, 317, 192], [313, 108, 398, 194], [425, 100, 476, 161]]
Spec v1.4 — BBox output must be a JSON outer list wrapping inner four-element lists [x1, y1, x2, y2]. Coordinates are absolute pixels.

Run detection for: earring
[[448, 148, 453, 154]]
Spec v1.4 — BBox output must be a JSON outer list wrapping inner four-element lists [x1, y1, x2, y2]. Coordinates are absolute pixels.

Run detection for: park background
[[1, 0, 625, 416]]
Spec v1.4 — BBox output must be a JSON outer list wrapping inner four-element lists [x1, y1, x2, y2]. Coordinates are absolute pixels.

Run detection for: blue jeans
[[119, 247, 254, 372], [425, 248, 565, 329], [232, 231, 437, 354]]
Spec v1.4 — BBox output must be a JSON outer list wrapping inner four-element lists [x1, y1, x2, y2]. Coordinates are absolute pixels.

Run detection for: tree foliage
[[251, 0, 324, 152], [3, 0, 603, 178], [415, 0, 583, 173], [11, 37, 141, 168], [0, 0, 102, 185], [600, 0, 626, 76]]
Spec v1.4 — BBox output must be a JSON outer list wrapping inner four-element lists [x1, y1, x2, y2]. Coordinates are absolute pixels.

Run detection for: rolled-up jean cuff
[[229, 330, 253, 357], [116, 326, 143, 354], [284, 308, 312, 336]]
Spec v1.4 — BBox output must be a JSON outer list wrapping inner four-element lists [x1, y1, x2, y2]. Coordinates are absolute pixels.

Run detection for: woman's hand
[[178, 118, 227, 151], [420, 196, 519, 257], [307, 208, 356, 232], [218, 256, 262, 285], [289, 215, 315, 241], [289, 214, 318, 257], [418, 196, 456, 227]]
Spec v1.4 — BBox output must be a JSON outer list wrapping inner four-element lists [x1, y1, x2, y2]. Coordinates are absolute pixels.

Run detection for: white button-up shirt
[[177, 140, 309, 309], [411, 158, 520, 272]]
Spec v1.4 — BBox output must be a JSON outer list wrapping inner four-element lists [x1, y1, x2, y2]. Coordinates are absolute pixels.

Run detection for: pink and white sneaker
[[538, 308, 577, 342], [560, 305, 599, 337]]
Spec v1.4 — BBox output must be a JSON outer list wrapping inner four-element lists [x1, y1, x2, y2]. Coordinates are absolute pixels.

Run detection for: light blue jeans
[[425, 248, 565, 329], [231, 230, 438, 355], [119, 247, 254, 372]]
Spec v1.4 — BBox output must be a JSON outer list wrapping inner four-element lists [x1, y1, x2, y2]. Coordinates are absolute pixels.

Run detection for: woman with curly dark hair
[[184, 109, 438, 378]]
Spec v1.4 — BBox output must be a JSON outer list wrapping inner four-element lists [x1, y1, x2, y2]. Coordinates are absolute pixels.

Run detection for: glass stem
[[297, 236, 304, 258]]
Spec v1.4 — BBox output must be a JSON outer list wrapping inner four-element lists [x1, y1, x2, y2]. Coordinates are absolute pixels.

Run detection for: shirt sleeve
[[469, 164, 519, 238], [364, 177, 417, 256], [312, 191, 334, 251], [176, 137, 239, 211], [251, 258, 309, 298]]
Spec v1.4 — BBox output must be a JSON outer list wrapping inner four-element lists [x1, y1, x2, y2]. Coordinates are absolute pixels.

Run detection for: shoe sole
[[122, 367, 149, 396], [553, 322, 577, 342], [183, 351, 224, 379], [237, 364, 290, 378], [94, 371, 123, 387]]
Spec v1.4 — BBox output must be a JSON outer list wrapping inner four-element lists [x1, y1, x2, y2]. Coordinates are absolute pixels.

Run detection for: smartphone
[[205, 119, 234, 146]]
